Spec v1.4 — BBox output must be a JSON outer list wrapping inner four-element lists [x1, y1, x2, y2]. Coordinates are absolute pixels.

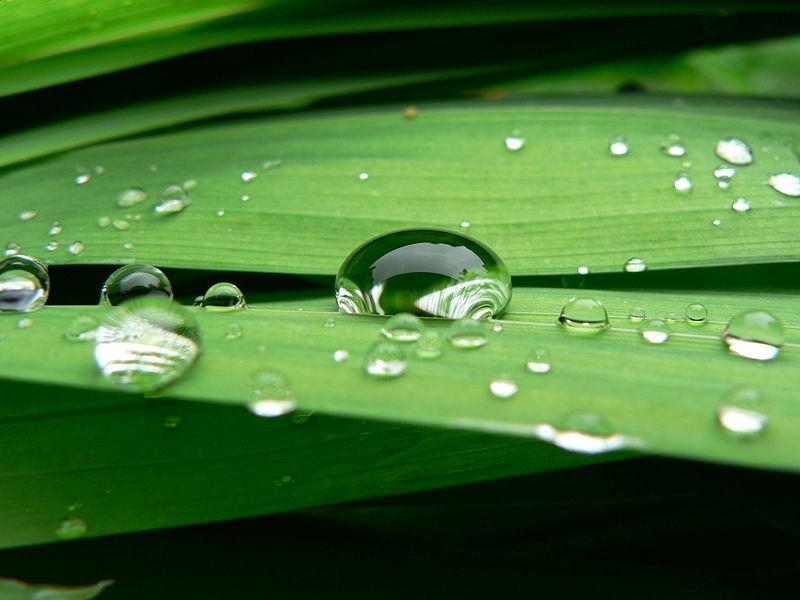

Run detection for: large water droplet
[[767, 173, 800, 197], [504, 131, 525, 151], [526, 349, 551, 373], [200, 282, 246, 311], [94, 297, 201, 393], [64, 315, 99, 342], [448, 318, 488, 348], [723, 310, 783, 361], [248, 369, 296, 417], [0, 255, 49, 312], [154, 185, 190, 215], [365, 341, 407, 378], [415, 330, 442, 359], [489, 377, 518, 398], [608, 135, 629, 156], [715, 138, 753, 165], [336, 229, 511, 319], [661, 134, 686, 157], [381, 313, 424, 342], [117, 187, 148, 208], [534, 412, 634, 454], [640, 318, 670, 344], [731, 197, 751, 213], [100, 264, 173, 306], [624, 257, 646, 273], [685, 303, 707, 324], [717, 387, 767, 438], [56, 516, 88, 540], [673, 172, 692, 193], [559, 297, 608, 332]]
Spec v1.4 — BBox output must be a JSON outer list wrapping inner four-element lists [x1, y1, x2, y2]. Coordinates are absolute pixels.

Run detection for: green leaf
[[0, 577, 112, 599]]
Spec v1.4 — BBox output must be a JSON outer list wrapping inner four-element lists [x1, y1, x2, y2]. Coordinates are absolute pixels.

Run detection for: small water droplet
[[489, 377, 517, 398], [240, 194, 250, 202], [559, 297, 608, 332], [4, 242, 21, 257], [459, 220, 471, 229], [415, 330, 442, 359], [323, 318, 335, 328], [216, 208, 225, 217], [715, 138, 753, 165], [74, 169, 91, 185], [526, 349, 551, 373], [123, 242, 134, 250], [504, 131, 525, 152], [723, 310, 783, 361], [45, 241, 59, 252], [640, 318, 670, 344], [247, 369, 296, 417], [492, 323, 503, 332], [712, 218, 722, 226], [163, 415, 182, 429], [241, 171, 258, 183], [718, 179, 731, 190], [200, 282, 245, 311], [731, 197, 751, 213], [101, 264, 173, 305], [628, 306, 646, 321], [608, 135, 629, 156], [685, 303, 707, 324], [665, 312, 677, 322], [98, 216, 111, 228], [16, 317, 34, 328], [381, 313, 424, 342], [63, 315, 98, 342], [661, 134, 686, 157], [48, 221, 63, 236], [262, 159, 282, 170], [19, 210, 37, 221], [94, 297, 201, 392], [714, 165, 736, 179], [403, 106, 418, 119], [534, 412, 634, 454], [117, 187, 148, 208], [357, 172, 369, 181], [333, 348, 350, 362], [112, 218, 130, 231], [56, 516, 88, 540], [0, 255, 49, 312], [716, 387, 766, 438], [225, 323, 243, 340], [68, 241, 86, 255], [183, 179, 198, 191], [624, 257, 647, 273], [148, 164, 158, 172], [448, 318, 488, 348], [364, 341, 407, 377], [673, 172, 692, 193], [767, 173, 800, 197]]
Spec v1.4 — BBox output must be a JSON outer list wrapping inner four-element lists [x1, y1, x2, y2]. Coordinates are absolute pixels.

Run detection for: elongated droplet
[[100, 264, 173, 305], [526, 349, 551, 373], [715, 138, 753, 165], [19, 210, 37, 221], [768, 173, 800, 197], [381, 313, 424, 342], [714, 165, 736, 179], [56, 516, 88, 540], [94, 297, 201, 393], [448, 318, 488, 348], [673, 172, 692, 193], [534, 412, 637, 454], [415, 330, 442, 359], [559, 297, 608, 332], [0, 255, 49, 312], [723, 310, 783, 361], [48, 221, 63, 236], [200, 282, 246, 311], [640, 318, 670, 344], [685, 303, 707, 324], [504, 131, 525, 151], [624, 257, 646, 273], [117, 187, 148, 208], [248, 369, 296, 417], [336, 229, 511, 319], [74, 169, 91, 185], [608, 135, 629, 156], [731, 197, 751, 213], [489, 377, 517, 398], [225, 323, 243, 340], [154, 184, 190, 215], [4, 242, 21, 257], [364, 341, 407, 377]]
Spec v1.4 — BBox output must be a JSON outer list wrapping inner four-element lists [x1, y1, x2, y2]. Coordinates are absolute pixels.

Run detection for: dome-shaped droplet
[[48, 221, 63, 236], [559, 297, 608, 332], [415, 330, 442, 359], [0, 255, 49, 313], [660, 134, 686, 157], [731, 197, 751, 213], [639, 318, 670, 344], [381, 313, 424, 342], [364, 341, 407, 378], [200, 282, 246, 311], [624, 257, 646, 273], [608, 135, 629, 156], [526, 349, 551, 373], [716, 387, 767, 438], [248, 369, 296, 417], [723, 310, 784, 361], [117, 187, 148, 208], [489, 377, 517, 398], [336, 229, 511, 319], [628, 306, 646, 322], [154, 184, 190, 215], [533, 412, 636, 454], [767, 173, 800, 197], [4, 242, 21, 257], [94, 296, 201, 392], [504, 131, 525, 151], [68, 241, 86, 255], [224, 323, 243, 340], [101, 264, 172, 306], [673, 172, 692, 193], [448, 318, 488, 348], [577, 264, 589, 275], [685, 303, 707, 324], [715, 138, 753, 165]]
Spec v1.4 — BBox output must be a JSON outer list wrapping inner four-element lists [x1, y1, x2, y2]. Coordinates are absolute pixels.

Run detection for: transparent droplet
[[624, 257, 646, 273], [0, 255, 49, 312], [628, 306, 646, 321], [216, 208, 225, 217], [448, 318, 488, 348], [577, 264, 589, 275], [98, 216, 112, 228], [364, 341, 407, 377], [608, 135, 629, 156], [661, 134, 686, 157], [4, 242, 21, 257], [63, 315, 99, 342], [163, 415, 182, 429], [559, 297, 608, 332], [504, 131, 526, 152], [19, 210, 37, 221], [492, 323, 503, 332], [685, 303, 708, 324], [333, 349, 350, 362], [665, 312, 677, 322], [712, 218, 722, 226], [68, 241, 86, 255], [100, 264, 173, 306], [459, 220, 471, 229], [415, 330, 442, 359], [526, 349, 551, 373], [489, 377, 518, 398], [74, 169, 91, 185], [241, 171, 258, 183], [16, 317, 34, 329], [731, 197, 751, 213], [262, 159, 282, 170], [48, 221, 63, 236], [723, 310, 783, 361], [240, 194, 250, 202], [200, 282, 246, 311], [117, 187, 148, 208], [336, 229, 511, 319], [154, 184, 190, 215], [248, 369, 296, 417], [112, 218, 130, 231], [357, 172, 369, 181], [56, 516, 88, 540], [718, 179, 731, 190], [94, 297, 201, 392], [717, 387, 766, 438], [381, 313, 424, 342], [224, 323, 243, 340], [673, 172, 692, 193], [715, 138, 753, 166], [640, 318, 670, 344], [767, 173, 800, 197], [45, 241, 59, 252], [534, 412, 635, 454], [714, 165, 736, 179]]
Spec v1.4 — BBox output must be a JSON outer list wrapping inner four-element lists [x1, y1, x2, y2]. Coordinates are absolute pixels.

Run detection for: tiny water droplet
[[685, 303, 707, 324], [628, 306, 646, 321], [767, 173, 800, 197], [45, 241, 59, 252], [665, 312, 677, 322], [240, 194, 250, 202], [364, 341, 407, 377], [225, 323, 243, 340], [0, 255, 49, 312], [101, 264, 173, 305], [117, 187, 148, 208], [731, 197, 751, 213], [241, 171, 258, 183], [534, 412, 634, 454], [661, 134, 686, 157], [459, 220, 471, 229], [63, 315, 98, 342], [333, 349, 350, 362], [16, 317, 34, 328], [98, 216, 111, 228], [492, 323, 503, 332], [357, 172, 369, 181], [415, 330, 442, 359], [448, 318, 488, 348], [526, 349, 551, 373], [123, 242, 134, 250], [48, 221, 63, 236], [216, 208, 225, 217], [163, 415, 182, 429], [323, 318, 335, 328], [624, 257, 646, 273], [68, 241, 86, 255], [4, 242, 21, 257], [608, 135, 629, 156], [723, 310, 783, 361], [577, 264, 589, 275], [262, 159, 282, 170], [112, 218, 130, 231], [489, 377, 517, 398], [200, 282, 245, 311], [19, 210, 37, 221], [640, 318, 670, 344], [74, 170, 91, 185], [381, 313, 424, 342], [712, 218, 722, 226], [56, 516, 88, 540], [94, 165, 105, 175], [715, 138, 753, 165], [504, 131, 525, 152], [673, 172, 692, 193], [559, 297, 608, 332], [149, 164, 158, 172]]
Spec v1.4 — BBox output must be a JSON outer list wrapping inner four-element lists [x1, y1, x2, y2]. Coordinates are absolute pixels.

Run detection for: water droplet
[[323, 318, 335, 328], [68, 241, 86, 255], [624, 257, 646, 273], [526, 349, 551, 373], [45, 241, 59, 252], [19, 210, 37, 221], [94, 165, 106, 175], [767, 173, 800, 197], [154, 185, 190, 214], [48, 221, 63, 236], [225, 323, 243, 340], [112, 218, 130, 231], [489, 377, 517, 398], [117, 187, 148, 208], [56, 516, 88, 540], [403, 106, 418, 119], [714, 165, 736, 179], [685, 303, 707, 324], [333, 349, 350, 362], [0, 255, 49, 312], [723, 310, 783, 361], [4, 242, 21, 257], [715, 138, 753, 165], [16, 317, 34, 329], [74, 169, 91, 185], [459, 220, 471, 229], [241, 171, 258, 183], [240, 194, 250, 202], [504, 131, 525, 151], [661, 134, 686, 157], [101, 264, 173, 305], [448, 318, 488, 348], [608, 135, 628, 156], [163, 415, 182, 429], [183, 179, 198, 191], [262, 159, 282, 170], [94, 297, 201, 392], [640, 318, 670, 344], [712, 218, 722, 226], [357, 172, 369, 181], [673, 172, 692, 193], [628, 306, 646, 321], [559, 297, 608, 332], [731, 197, 751, 213], [200, 282, 245, 311], [492, 323, 503, 332], [381, 313, 424, 342], [216, 208, 225, 217], [534, 412, 634, 454], [149, 164, 158, 172], [98, 216, 111, 228], [718, 179, 731, 190], [716, 387, 766, 438], [336, 229, 511, 319], [63, 315, 98, 342], [123, 242, 134, 250], [415, 330, 442, 359], [364, 341, 407, 377]]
